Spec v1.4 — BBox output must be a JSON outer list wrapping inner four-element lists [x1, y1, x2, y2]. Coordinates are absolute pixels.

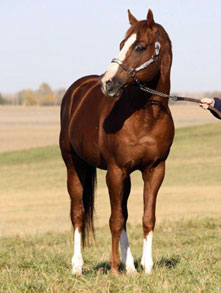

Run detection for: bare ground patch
[[0, 106, 60, 152]]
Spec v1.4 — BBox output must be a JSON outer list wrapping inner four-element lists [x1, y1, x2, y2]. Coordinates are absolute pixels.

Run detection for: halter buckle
[[127, 69, 137, 78]]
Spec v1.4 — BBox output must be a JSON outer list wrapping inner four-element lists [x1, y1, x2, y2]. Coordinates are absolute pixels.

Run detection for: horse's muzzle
[[100, 75, 124, 97]]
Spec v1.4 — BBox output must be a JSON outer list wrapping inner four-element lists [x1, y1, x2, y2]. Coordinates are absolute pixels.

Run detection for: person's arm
[[200, 97, 221, 120]]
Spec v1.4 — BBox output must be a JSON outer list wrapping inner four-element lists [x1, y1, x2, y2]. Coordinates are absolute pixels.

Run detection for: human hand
[[199, 98, 214, 110]]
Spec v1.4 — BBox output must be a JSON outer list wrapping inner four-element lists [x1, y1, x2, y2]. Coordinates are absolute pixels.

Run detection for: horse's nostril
[[106, 80, 113, 92]]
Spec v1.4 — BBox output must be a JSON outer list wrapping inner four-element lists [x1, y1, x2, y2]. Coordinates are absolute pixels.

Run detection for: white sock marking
[[102, 33, 137, 84], [141, 231, 153, 274], [72, 228, 83, 274], [120, 229, 136, 273]]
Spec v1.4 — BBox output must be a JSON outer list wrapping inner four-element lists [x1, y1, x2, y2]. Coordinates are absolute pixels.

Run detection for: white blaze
[[72, 228, 83, 274], [102, 33, 137, 84], [141, 231, 153, 274], [120, 229, 136, 273]]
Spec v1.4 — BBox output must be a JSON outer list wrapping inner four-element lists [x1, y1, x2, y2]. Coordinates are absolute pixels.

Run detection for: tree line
[[1, 83, 221, 106], [0, 83, 66, 106]]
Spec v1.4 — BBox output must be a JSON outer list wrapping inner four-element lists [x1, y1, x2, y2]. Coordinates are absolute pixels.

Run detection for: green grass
[[0, 218, 220, 292], [164, 123, 221, 186], [0, 145, 59, 166]]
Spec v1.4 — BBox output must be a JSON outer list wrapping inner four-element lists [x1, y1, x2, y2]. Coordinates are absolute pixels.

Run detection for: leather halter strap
[[111, 41, 161, 78]]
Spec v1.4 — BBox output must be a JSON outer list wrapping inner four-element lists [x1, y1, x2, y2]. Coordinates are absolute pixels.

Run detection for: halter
[[110, 34, 221, 118], [111, 40, 161, 78]]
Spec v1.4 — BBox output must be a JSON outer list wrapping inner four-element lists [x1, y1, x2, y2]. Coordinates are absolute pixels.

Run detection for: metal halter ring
[[154, 41, 161, 56], [127, 69, 137, 78]]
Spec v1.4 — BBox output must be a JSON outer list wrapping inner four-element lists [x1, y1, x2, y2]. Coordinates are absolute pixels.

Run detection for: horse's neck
[[144, 72, 170, 104], [154, 75, 170, 105], [124, 73, 170, 109]]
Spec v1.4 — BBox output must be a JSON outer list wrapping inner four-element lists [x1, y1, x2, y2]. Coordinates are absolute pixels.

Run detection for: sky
[[0, 0, 221, 93]]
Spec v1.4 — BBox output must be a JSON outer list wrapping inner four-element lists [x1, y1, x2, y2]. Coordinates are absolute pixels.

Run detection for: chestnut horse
[[60, 9, 174, 274]]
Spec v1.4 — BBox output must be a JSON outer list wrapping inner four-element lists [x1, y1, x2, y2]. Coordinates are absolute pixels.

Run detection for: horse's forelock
[[126, 20, 147, 39]]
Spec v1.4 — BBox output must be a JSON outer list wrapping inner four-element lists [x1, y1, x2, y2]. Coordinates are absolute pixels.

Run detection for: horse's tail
[[82, 165, 97, 247]]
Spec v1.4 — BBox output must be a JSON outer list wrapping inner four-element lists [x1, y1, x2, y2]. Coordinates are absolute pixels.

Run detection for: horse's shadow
[[84, 256, 179, 275], [156, 256, 180, 269], [93, 261, 111, 274], [84, 261, 133, 275]]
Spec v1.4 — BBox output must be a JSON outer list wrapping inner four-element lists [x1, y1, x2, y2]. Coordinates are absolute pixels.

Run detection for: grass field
[[0, 218, 220, 292], [0, 113, 221, 292]]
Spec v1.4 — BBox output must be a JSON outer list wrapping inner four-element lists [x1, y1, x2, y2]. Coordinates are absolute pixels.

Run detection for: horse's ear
[[147, 9, 155, 28], [128, 9, 138, 25]]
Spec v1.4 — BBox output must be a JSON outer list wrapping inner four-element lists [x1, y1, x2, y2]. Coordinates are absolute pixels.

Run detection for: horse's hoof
[[111, 268, 119, 275], [145, 268, 152, 274], [144, 263, 153, 275], [72, 267, 82, 275], [141, 259, 153, 275], [126, 267, 137, 275]]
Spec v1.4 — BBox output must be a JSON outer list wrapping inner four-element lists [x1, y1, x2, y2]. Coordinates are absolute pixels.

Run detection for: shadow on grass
[[84, 256, 180, 275], [84, 255, 180, 275], [89, 259, 142, 275], [93, 261, 111, 274], [85, 261, 129, 275], [156, 257, 180, 269]]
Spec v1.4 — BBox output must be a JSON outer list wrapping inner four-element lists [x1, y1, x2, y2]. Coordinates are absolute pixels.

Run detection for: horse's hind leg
[[61, 149, 95, 274], [120, 176, 136, 273], [67, 162, 84, 275]]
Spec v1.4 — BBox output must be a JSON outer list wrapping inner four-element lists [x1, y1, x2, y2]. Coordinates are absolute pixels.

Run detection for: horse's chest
[[105, 119, 173, 169], [106, 133, 160, 168]]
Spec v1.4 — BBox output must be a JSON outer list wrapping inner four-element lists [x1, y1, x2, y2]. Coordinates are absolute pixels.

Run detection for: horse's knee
[[109, 214, 124, 235], [143, 215, 155, 236]]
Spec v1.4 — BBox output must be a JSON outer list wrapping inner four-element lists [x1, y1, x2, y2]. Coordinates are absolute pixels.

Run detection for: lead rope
[[135, 79, 221, 119]]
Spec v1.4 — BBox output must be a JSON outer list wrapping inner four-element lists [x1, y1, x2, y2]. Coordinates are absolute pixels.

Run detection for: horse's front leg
[[120, 176, 136, 274], [141, 161, 165, 274], [106, 166, 128, 274]]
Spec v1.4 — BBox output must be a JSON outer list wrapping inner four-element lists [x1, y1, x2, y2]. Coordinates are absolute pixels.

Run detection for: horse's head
[[101, 9, 172, 97]]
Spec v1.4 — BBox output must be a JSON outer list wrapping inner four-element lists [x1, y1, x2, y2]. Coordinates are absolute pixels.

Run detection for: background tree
[[39, 93, 56, 106], [23, 90, 37, 106], [55, 88, 66, 105], [17, 91, 25, 105], [37, 83, 52, 97], [37, 82, 56, 106], [0, 93, 9, 105]]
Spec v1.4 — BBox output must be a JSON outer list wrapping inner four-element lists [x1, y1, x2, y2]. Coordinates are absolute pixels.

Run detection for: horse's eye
[[135, 45, 146, 52]]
